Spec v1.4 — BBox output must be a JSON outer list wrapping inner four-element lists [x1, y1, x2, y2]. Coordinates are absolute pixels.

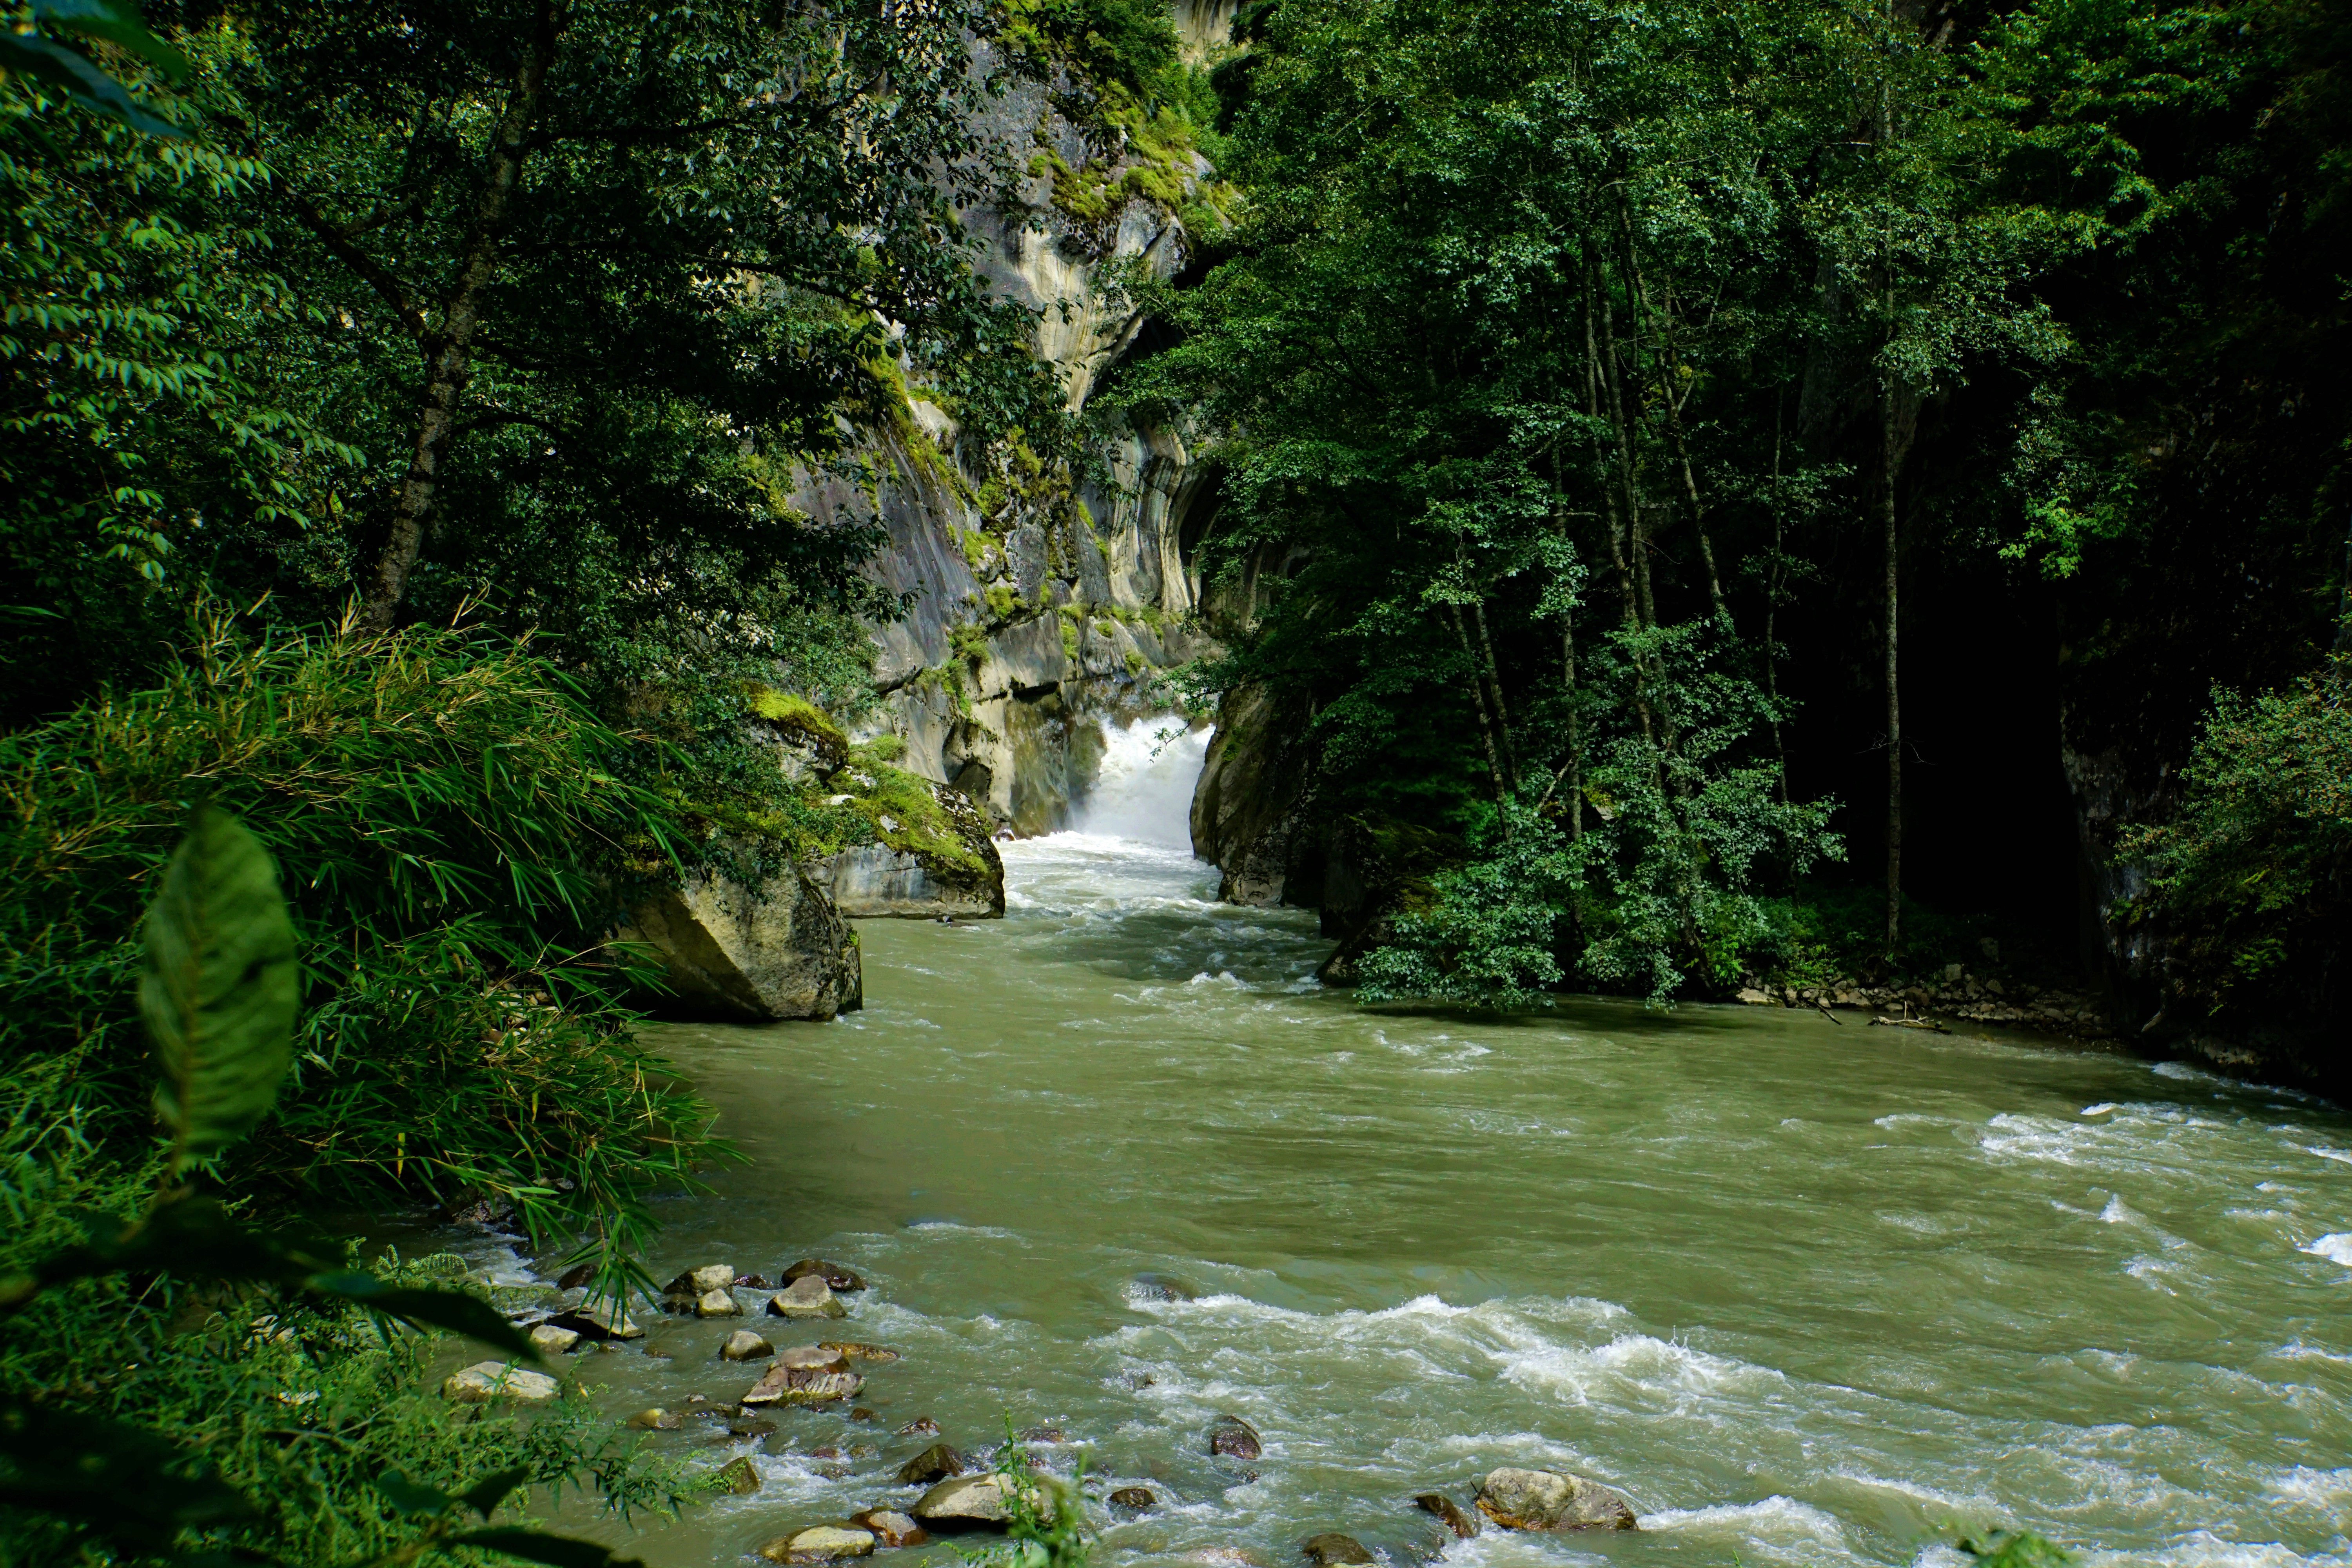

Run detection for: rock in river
[[545, 1301, 643, 1341], [758, 1526, 875, 1564], [911, 1474, 1013, 1528], [1413, 1494, 1478, 1539], [619, 866, 861, 1022], [722, 1330, 775, 1361], [443, 1361, 559, 1403], [895, 1442, 968, 1486], [528, 1323, 581, 1356], [741, 1347, 862, 1405], [820, 1341, 899, 1362], [1109, 1488, 1155, 1510], [695, 1288, 742, 1318], [714, 1456, 761, 1495], [850, 1510, 929, 1548], [1209, 1414, 1263, 1460], [1301, 1535, 1374, 1566], [664, 1264, 737, 1295], [1474, 1467, 1637, 1532], [624, 1407, 682, 1430], [783, 1258, 867, 1292], [768, 1276, 850, 1319]]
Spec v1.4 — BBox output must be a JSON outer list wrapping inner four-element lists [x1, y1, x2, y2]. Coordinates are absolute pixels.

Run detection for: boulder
[[443, 1361, 560, 1404], [742, 1355, 864, 1406], [1301, 1535, 1374, 1566], [528, 1323, 581, 1356], [1209, 1414, 1263, 1460], [546, 1301, 643, 1341], [624, 1407, 683, 1431], [783, 1259, 867, 1292], [895, 1443, 969, 1486], [1474, 1468, 1636, 1532], [722, 1330, 775, 1361], [758, 1526, 876, 1564], [850, 1510, 930, 1548], [1413, 1494, 1478, 1539], [1109, 1487, 1155, 1509], [897, 1417, 942, 1437], [911, 1473, 1013, 1527], [555, 1261, 596, 1290], [714, 1456, 761, 1496], [619, 866, 861, 1022], [665, 1264, 737, 1295], [768, 1277, 850, 1319], [820, 1341, 900, 1362], [696, 1288, 742, 1318], [816, 815, 1005, 920]]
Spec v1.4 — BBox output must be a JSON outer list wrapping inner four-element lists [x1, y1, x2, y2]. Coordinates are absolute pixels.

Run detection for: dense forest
[[0, 0, 2345, 1561]]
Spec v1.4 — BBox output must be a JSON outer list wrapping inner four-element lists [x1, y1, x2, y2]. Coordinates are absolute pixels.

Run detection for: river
[[530, 718, 2352, 1568]]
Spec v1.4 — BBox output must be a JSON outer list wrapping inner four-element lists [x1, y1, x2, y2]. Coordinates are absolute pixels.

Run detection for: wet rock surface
[[759, 1526, 875, 1563], [911, 1473, 1013, 1528], [783, 1259, 867, 1292], [768, 1276, 849, 1319], [894, 1442, 969, 1486], [619, 866, 861, 1023], [1474, 1467, 1637, 1532], [1209, 1414, 1263, 1460], [1109, 1487, 1156, 1509], [722, 1330, 774, 1361], [850, 1510, 929, 1548], [714, 1455, 761, 1495], [1413, 1494, 1478, 1539], [1301, 1534, 1374, 1566], [442, 1361, 559, 1403]]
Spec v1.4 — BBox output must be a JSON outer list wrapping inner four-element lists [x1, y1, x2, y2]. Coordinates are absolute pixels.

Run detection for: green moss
[[1061, 618, 1082, 660], [985, 583, 1019, 621], [853, 762, 988, 878], [1093, 617, 1116, 637], [1124, 648, 1146, 675], [976, 475, 1008, 517], [748, 686, 848, 753], [851, 733, 907, 765], [949, 620, 991, 670]]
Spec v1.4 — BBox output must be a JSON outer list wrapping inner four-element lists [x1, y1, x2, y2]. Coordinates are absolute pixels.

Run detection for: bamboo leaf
[[451, 1528, 648, 1568], [141, 805, 299, 1174]]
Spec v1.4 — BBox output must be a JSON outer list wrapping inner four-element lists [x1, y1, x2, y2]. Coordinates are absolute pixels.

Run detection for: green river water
[[481, 723, 2352, 1568]]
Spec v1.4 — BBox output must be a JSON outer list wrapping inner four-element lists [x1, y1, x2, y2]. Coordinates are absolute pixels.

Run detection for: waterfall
[[1071, 716, 1210, 850]]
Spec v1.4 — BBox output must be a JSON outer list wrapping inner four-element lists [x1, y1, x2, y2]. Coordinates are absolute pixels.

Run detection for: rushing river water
[[506, 718, 2352, 1568]]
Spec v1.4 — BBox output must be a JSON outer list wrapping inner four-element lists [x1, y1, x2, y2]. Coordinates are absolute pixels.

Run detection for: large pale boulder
[[443, 1361, 559, 1403], [1474, 1467, 1637, 1532], [911, 1474, 1015, 1527], [620, 866, 861, 1022]]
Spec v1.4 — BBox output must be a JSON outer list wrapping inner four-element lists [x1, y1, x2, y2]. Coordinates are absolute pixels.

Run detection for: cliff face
[[807, 44, 1228, 837]]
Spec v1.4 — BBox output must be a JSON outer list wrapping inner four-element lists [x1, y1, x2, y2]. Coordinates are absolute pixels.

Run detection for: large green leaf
[[140, 805, 299, 1173], [0, 1399, 255, 1544], [33, 0, 191, 79]]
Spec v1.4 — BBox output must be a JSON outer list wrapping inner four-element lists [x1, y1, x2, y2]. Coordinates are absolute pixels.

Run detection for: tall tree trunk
[[1882, 376, 1903, 956], [1583, 258, 1642, 633], [1451, 603, 1512, 815], [1618, 197, 1730, 627], [1596, 287, 1654, 631], [1767, 391, 1790, 806], [361, 0, 563, 632], [1471, 599, 1517, 787]]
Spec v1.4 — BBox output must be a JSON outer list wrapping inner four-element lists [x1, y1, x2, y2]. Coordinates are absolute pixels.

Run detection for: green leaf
[[461, 1466, 533, 1519], [374, 1470, 458, 1517], [450, 1528, 650, 1568], [306, 1273, 541, 1363], [141, 804, 299, 1173], [0, 29, 181, 134], [32, 0, 191, 80], [0, 1399, 255, 1544]]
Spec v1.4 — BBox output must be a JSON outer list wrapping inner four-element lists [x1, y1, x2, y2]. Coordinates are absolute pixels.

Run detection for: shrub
[[0, 609, 725, 1264]]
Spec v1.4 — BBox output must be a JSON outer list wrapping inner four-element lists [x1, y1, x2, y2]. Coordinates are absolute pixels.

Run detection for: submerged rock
[[722, 1330, 775, 1361], [443, 1361, 559, 1403], [1474, 1468, 1636, 1532], [783, 1259, 867, 1292], [1208, 1414, 1263, 1460], [1301, 1535, 1374, 1566], [546, 1301, 643, 1341], [911, 1473, 1013, 1527], [820, 1341, 900, 1362], [1109, 1487, 1156, 1509], [714, 1456, 761, 1495], [851, 1510, 930, 1548], [759, 1526, 876, 1564], [1127, 1273, 1193, 1302], [895, 1442, 968, 1486], [619, 866, 862, 1022], [1413, 1494, 1478, 1539], [897, 1417, 942, 1437], [624, 1407, 683, 1431], [768, 1276, 850, 1319]]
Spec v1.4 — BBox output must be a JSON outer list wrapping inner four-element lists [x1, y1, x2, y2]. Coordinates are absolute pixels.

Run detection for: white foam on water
[[2305, 1147, 2352, 1165], [2299, 1234, 2352, 1266], [1641, 1495, 1855, 1560], [2083, 1102, 2122, 1116]]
